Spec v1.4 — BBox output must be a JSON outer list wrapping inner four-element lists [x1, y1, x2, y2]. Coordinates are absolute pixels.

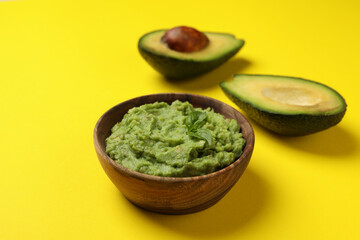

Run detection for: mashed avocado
[[106, 100, 245, 177]]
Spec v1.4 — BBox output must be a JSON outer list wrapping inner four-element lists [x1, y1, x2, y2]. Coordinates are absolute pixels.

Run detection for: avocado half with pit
[[220, 74, 347, 136], [138, 29, 245, 79]]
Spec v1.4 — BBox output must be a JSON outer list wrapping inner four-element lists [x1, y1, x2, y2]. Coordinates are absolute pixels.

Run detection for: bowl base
[[124, 183, 235, 215]]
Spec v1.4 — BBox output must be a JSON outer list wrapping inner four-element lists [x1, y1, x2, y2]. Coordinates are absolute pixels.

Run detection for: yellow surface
[[1, 0, 359, 239]]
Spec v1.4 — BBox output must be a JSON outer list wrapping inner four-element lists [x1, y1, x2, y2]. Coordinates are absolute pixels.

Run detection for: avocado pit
[[161, 26, 209, 53]]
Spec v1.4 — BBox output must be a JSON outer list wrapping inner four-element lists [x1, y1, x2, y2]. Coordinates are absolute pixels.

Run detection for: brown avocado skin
[[220, 74, 347, 136], [138, 30, 245, 80]]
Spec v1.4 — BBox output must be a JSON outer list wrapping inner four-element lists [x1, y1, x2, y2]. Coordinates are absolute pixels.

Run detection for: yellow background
[[1, 0, 359, 239]]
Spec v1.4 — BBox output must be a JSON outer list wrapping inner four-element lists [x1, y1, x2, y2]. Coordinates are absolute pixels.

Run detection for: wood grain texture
[[93, 93, 255, 214]]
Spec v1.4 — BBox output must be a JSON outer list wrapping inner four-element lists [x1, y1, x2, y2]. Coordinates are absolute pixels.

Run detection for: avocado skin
[[220, 82, 347, 136], [138, 34, 245, 80]]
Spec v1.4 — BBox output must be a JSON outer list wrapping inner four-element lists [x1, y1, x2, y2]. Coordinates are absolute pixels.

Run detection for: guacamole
[[105, 100, 245, 177]]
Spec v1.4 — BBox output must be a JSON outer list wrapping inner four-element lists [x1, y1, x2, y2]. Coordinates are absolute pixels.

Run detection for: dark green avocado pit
[[138, 29, 245, 79], [220, 74, 347, 136]]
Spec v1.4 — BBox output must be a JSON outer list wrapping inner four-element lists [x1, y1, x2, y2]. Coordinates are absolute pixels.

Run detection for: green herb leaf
[[185, 110, 213, 146], [185, 111, 206, 130], [189, 128, 213, 146], [192, 112, 206, 129]]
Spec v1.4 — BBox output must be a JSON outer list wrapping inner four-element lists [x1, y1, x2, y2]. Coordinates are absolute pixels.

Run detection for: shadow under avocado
[[160, 58, 252, 91], [251, 118, 357, 157], [133, 168, 269, 238], [275, 127, 357, 157]]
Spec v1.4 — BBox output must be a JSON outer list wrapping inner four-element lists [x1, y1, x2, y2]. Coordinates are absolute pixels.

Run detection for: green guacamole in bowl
[[105, 100, 245, 177]]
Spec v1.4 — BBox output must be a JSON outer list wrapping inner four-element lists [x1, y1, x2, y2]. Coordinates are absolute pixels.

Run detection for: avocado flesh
[[220, 74, 347, 136], [138, 30, 244, 79]]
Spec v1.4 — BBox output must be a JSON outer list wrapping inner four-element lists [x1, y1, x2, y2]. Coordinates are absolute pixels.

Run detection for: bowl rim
[[93, 92, 254, 183]]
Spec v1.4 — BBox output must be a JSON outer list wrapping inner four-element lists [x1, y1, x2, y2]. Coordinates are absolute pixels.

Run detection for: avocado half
[[220, 74, 347, 136], [138, 29, 245, 79]]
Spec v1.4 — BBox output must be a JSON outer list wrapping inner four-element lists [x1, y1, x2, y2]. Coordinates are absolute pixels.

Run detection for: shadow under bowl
[[93, 93, 255, 214]]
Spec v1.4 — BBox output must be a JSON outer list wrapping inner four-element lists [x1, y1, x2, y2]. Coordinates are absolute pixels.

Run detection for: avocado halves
[[138, 29, 245, 79], [220, 74, 347, 136]]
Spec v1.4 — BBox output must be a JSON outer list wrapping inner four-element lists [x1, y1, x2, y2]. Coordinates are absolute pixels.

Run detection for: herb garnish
[[185, 110, 213, 146]]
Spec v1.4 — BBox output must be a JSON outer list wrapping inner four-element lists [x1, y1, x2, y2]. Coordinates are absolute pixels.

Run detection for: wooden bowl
[[93, 93, 255, 214]]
